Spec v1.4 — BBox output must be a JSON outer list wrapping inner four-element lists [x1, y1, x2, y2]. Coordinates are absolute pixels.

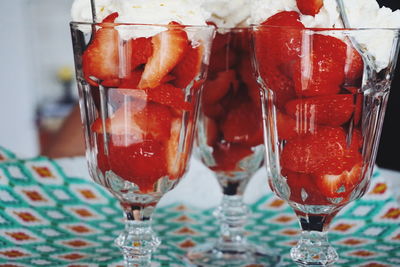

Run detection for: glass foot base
[[184, 242, 281, 267]]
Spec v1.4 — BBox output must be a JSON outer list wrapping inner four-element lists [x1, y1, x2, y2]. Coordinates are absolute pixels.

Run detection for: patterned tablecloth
[[0, 146, 399, 267]]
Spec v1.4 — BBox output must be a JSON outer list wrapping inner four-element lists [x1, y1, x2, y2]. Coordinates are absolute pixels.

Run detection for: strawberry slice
[[202, 70, 237, 105], [127, 37, 153, 70], [296, 0, 323, 16], [138, 22, 188, 89], [345, 42, 364, 85], [221, 101, 263, 146], [257, 11, 305, 65], [204, 117, 219, 146], [91, 101, 173, 142], [239, 56, 261, 107], [82, 13, 120, 86], [285, 94, 355, 127], [293, 34, 347, 97], [172, 44, 203, 88], [96, 136, 168, 193], [314, 163, 363, 199], [281, 127, 362, 174], [208, 46, 238, 75], [165, 119, 188, 179], [145, 83, 192, 110], [202, 103, 225, 119], [277, 111, 318, 140], [211, 143, 253, 172]]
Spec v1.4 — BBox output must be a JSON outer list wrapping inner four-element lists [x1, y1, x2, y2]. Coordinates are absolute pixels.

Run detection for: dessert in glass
[[252, 5, 400, 266], [186, 26, 279, 266], [70, 11, 214, 265]]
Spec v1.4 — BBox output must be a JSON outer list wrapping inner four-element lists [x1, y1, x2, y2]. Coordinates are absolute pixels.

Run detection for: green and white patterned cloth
[[0, 146, 399, 267]]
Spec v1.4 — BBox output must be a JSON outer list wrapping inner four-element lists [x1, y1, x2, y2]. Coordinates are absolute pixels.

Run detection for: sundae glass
[[187, 27, 279, 266], [70, 13, 214, 266], [252, 10, 400, 266]]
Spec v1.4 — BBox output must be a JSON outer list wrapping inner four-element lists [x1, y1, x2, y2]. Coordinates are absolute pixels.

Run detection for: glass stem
[[115, 209, 160, 267], [214, 194, 250, 253], [291, 214, 338, 265]]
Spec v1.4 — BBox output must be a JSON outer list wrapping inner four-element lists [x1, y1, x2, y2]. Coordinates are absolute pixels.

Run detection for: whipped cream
[[202, 0, 250, 28], [250, 0, 400, 71], [71, 0, 211, 39]]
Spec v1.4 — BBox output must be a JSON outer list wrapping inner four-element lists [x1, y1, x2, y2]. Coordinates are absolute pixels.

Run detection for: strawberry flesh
[[296, 0, 323, 16]]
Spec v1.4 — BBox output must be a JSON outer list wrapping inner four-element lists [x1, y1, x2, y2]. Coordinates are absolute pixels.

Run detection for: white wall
[[0, 0, 74, 158]]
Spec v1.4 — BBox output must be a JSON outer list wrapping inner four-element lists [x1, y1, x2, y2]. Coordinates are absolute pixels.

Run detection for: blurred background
[[0, 0, 399, 172]]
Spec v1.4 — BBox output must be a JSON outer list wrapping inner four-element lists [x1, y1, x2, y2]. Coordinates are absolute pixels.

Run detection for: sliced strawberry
[[208, 47, 238, 75], [283, 169, 329, 205], [91, 101, 173, 141], [96, 137, 168, 193], [293, 34, 347, 97], [296, 0, 323, 16], [119, 70, 143, 88], [82, 13, 120, 86], [139, 23, 189, 89], [239, 55, 261, 107], [165, 119, 188, 179], [345, 42, 364, 85], [204, 117, 219, 146], [203, 103, 225, 119], [221, 101, 263, 146], [127, 37, 153, 70], [276, 110, 318, 140], [281, 127, 362, 174], [202, 70, 237, 105], [210, 30, 230, 53], [146, 83, 192, 110], [314, 163, 362, 199], [257, 11, 305, 64], [211, 143, 253, 172], [172, 44, 203, 88], [285, 94, 355, 127]]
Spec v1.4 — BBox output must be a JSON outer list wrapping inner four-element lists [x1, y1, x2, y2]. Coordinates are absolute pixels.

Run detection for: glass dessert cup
[[70, 17, 214, 266], [186, 27, 280, 267], [252, 24, 400, 266]]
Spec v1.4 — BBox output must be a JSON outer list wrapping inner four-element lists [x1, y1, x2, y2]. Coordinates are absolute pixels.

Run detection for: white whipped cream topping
[[202, 0, 251, 28], [250, 0, 400, 71], [71, 0, 211, 40]]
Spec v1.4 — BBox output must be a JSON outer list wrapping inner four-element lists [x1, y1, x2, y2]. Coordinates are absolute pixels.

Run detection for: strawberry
[[127, 37, 153, 70], [293, 34, 347, 97], [296, 0, 323, 16], [82, 13, 120, 86], [211, 143, 253, 172], [139, 22, 189, 89], [281, 127, 362, 174], [285, 94, 355, 127], [283, 169, 329, 205], [202, 70, 237, 105], [257, 11, 305, 65], [239, 55, 261, 107], [119, 70, 143, 88], [221, 101, 263, 146], [314, 163, 362, 199], [202, 103, 224, 119], [145, 83, 192, 110], [345, 42, 364, 85], [91, 101, 173, 142], [276, 111, 318, 140], [208, 47, 238, 75], [96, 137, 168, 193], [172, 44, 203, 88], [204, 117, 219, 146], [165, 119, 188, 179]]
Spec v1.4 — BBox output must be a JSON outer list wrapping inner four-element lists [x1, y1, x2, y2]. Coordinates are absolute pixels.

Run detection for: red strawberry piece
[[281, 126, 362, 174], [354, 94, 363, 125], [283, 169, 329, 205], [202, 70, 238, 105], [127, 37, 153, 70], [119, 69, 143, 88], [314, 163, 362, 199], [96, 136, 168, 193], [293, 34, 347, 97], [203, 103, 225, 119], [276, 110, 318, 140], [221, 101, 263, 146], [210, 31, 230, 53], [258, 11, 305, 64], [345, 42, 364, 85], [296, 0, 323, 16], [91, 101, 173, 141], [208, 46, 238, 75], [211, 142, 253, 172], [146, 83, 192, 111], [165, 119, 188, 179], [204, 117, 219, 146], [82, 13, 120, 86], [239, 55, 261, 107], [261, 64, 297, 109], [172, 44, 203, 88], [139, 22, 189, 89], [285, 94, 355, 127]]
